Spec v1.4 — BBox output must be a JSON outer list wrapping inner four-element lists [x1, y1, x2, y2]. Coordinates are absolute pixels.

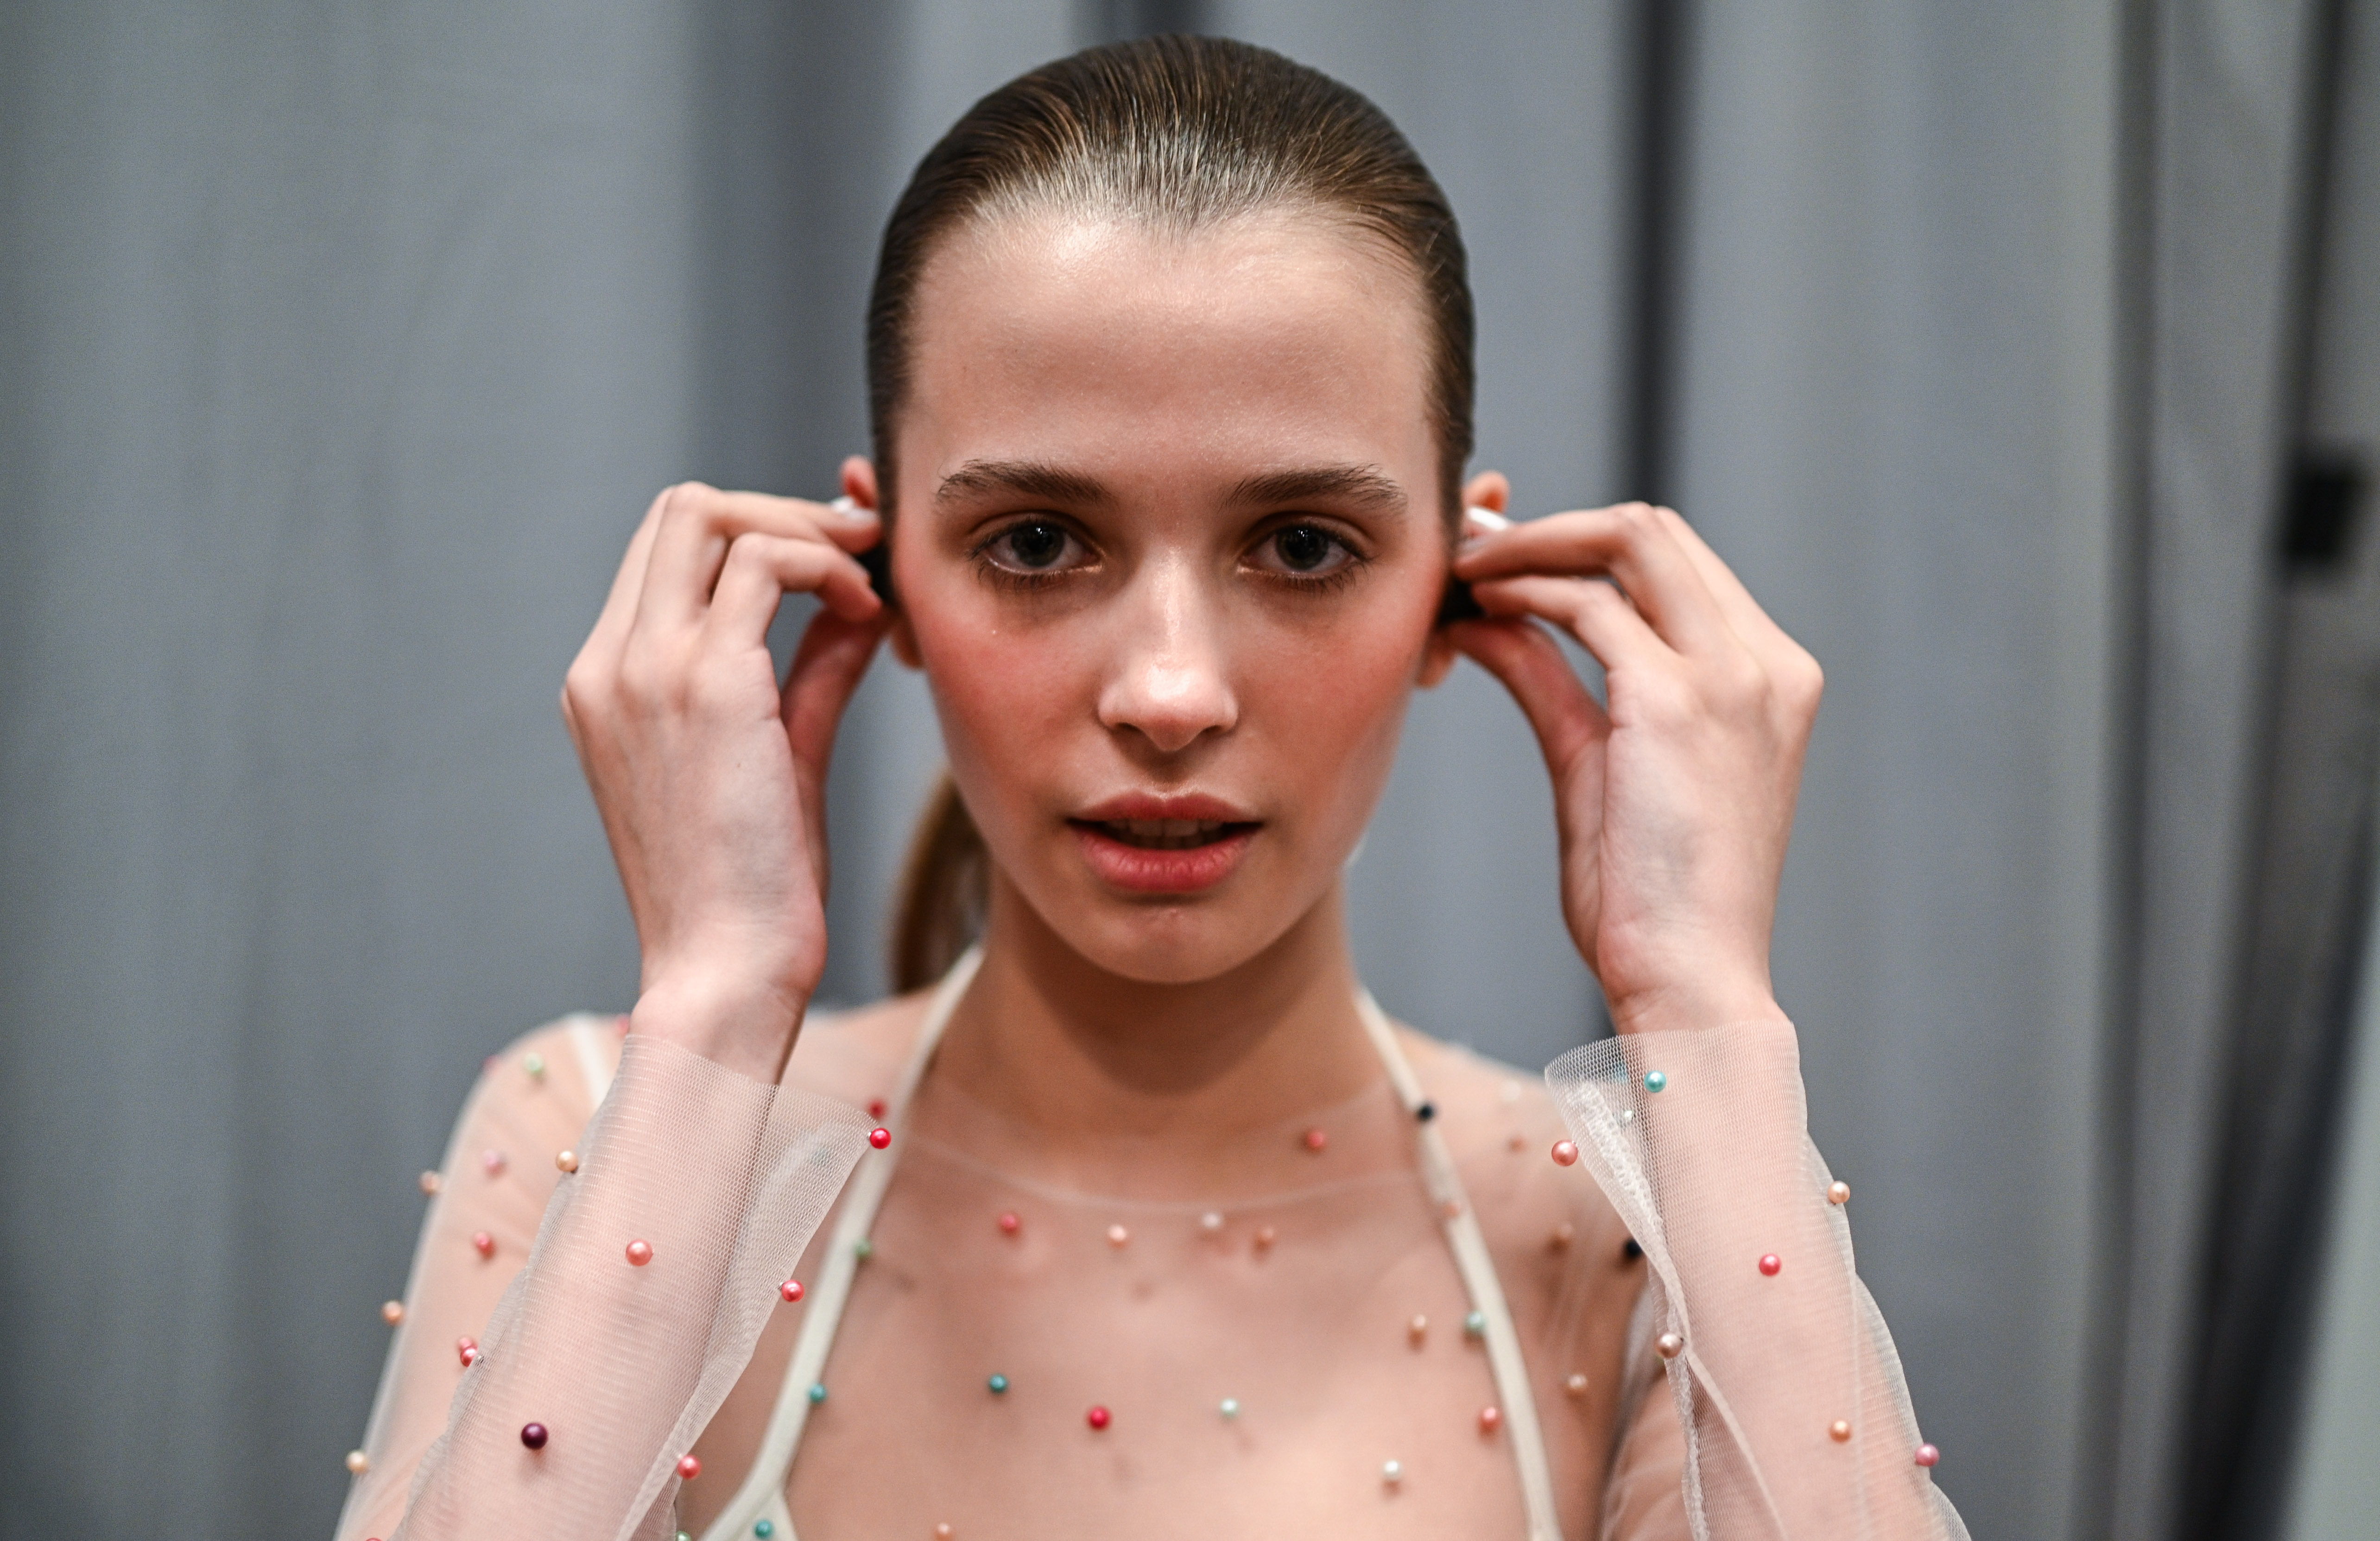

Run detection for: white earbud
[[1462, 505, 1511, 533]]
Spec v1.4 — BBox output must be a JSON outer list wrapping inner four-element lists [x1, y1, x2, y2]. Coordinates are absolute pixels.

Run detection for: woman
[[337, 36, 1966, 1541]]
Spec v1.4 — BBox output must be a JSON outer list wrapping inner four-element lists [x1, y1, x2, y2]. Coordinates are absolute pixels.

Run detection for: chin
[[1060, 898, 1291, 986]]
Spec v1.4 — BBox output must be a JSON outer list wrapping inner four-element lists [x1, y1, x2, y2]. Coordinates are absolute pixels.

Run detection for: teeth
[[1105, 819, 1229, 849]]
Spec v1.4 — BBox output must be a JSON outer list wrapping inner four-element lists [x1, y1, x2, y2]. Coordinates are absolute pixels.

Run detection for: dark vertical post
[[1620, 0, 1692, 508]]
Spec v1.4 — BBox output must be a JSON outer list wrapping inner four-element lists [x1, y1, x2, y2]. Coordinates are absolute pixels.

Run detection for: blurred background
[[3, 0, 2376, 1536]]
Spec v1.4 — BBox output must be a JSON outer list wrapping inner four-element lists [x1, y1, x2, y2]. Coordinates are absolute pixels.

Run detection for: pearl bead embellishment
[[1254, 1225, 1277, 1251], [1086, 1404, 1111, 1430], [1829, 1180, 1851, 1205], [471, 1231, 495, 1259], [853, 1238, 873, 1260], [1915, 1442, 1940, 1467], [779, 1278, 804, 1303], [1303, 1127, 1328, 1153], [380, 1300, 404, 1325], [808, 1382, 827, 1404], [1382, 1459, 1404, 1485], [867, 1126, 892, 1150], [1464, 1310, 1487, 1338], [1107, 1224, 1130, 1248], [626, 1239, 653, 1267], [1656, 1332, 1684, 1359], [1643, 1071, 1668, 1093], [555, 1149, 579, 1173], [1201, 1211, 1224, 1233], [935, 1527, 954, 1541], [1759, 1253, 1782, 1276], [418, 1170, 442, 1195], [519, 1422, 548, 1450], [523, 1053, 545, 1080], [1219, 1397, 1240, 1419], [1479, 1405, 1502, 1434], [456, 1336, 477, 1366], [1829, 1420, 1853, 1442], [1551, 1140, 1579, 1166], [345, 1449, 371, 1474], [1550, 1222, 1575, 1250], [676, 1453, 701, 1479], [997, 1211, 1021, 1235], [867, 1098, 887, 1121], [755, 1522, 775, 1538], [481, 1149, 506, 1177], [987, 1373, 1008, 1394], [1566, 1372, 1590, 1397], [1408, 1314, 1428, 1346]]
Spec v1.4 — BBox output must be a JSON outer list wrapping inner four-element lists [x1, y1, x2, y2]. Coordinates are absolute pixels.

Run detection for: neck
[[931, 875, 1382, 1157]]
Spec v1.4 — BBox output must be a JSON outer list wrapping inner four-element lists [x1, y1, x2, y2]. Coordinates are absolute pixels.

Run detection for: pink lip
[[1068, 791, 1262, 895]]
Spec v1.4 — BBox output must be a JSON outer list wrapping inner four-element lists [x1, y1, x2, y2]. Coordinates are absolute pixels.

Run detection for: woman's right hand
[[560, 477, 888, 1082]]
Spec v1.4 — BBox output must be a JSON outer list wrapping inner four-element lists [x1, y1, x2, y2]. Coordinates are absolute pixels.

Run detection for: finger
[[703, 533, 884, 654], [639, 484, 883, 628], [1469, 572, 1669, 678], [578, 487, 675, 667], [1646, 506, 1791, 657], [1455, 503, 1730, 655], [1448, 617, 1612, 779], [782, 609, 888, 774]]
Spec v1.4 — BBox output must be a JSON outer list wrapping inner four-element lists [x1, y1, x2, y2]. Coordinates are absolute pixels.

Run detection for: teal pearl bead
[[853, 1237, 874, 1261], [1464, 1310, 1487, 1337], [807, 1382, 828, 1405], [754, 1522, 775, 1538], [987, 1373, 1009, 1394], [1643, 1070, 1668, 1093]]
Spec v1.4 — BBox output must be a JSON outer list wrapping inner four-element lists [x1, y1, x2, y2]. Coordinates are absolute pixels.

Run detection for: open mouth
[[1075, 818, 1258, 850]]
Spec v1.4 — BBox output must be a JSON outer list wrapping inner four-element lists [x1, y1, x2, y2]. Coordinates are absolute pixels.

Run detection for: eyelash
[[965, 518, 1373, 592]]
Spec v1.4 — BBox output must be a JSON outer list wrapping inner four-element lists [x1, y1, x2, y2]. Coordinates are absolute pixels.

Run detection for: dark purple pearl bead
[[520, 1422, 548, 1451]]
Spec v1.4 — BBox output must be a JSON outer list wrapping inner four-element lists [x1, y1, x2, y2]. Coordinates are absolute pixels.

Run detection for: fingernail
[[1463, 505, 1511, 533], [830, 495, 879, 521]]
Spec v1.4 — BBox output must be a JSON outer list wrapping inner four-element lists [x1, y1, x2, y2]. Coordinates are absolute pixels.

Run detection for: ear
[[1418, 625, 1459, 688], [844, 454, 923, 668], [1462, 468, 1510, 518]]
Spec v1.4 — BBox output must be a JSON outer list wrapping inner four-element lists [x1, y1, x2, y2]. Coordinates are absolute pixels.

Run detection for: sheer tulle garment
[[337, 1002, 1963, 1540]]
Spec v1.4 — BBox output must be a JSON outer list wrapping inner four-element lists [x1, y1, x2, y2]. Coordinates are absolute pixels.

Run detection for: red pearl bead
[[676, 1453, 701, 1479], [1759, 1253, 1783, 1276], [456, 1336, 477, 1367], [471, 1231, 495, 1259], [1551, 1140, 1579, 1167], [1086, 1405, 1111, 1430], [1915, 1443, 1940, 1468], [1303, 1127, 1328, 1153], [779, 1278, 804, 1303], [519, 1422, 548, 1450], [1478, 1405, 1503, 1434], [998, 1211, 1021, 1235], [625, 1239, 653, 1267], [868, 1127, 892, 1150], [867, 1098, 887, 1121]]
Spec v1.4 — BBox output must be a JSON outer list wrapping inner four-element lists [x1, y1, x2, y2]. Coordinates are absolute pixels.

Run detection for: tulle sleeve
[[1545, 1021, 1968, 1540], [334, 1028, 872, 1541]]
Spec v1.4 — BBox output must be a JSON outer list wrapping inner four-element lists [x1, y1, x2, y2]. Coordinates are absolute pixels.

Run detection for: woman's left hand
[[1448, 500, 1822, 1036]]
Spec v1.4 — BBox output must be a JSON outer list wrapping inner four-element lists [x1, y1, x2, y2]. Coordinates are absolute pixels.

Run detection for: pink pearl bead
[[1086, 1404, 1111, 1430], [779, 1278, 804, 1303], [998, 1211, 1021, 1235], [519, 1421, 548, 1450], [1107, 1224, 1130, 1248], [1759, 1253, 1783, 1276], [676, 1453, 701, 1479], [1303, 1127, 1328, 1153], [867, 1126, 892, 1150], [471, 1231, 495, 1259], [1551, 1140, 1579, 1167], [1478, 1405, 1502, 1434], [1915, 1443, 1940, 1468], [1655, 1332, 1684, 1359], [625, 1239, 653, 1267], [456, 1336, 477, 1367], [481, 1149, 506, 1177]]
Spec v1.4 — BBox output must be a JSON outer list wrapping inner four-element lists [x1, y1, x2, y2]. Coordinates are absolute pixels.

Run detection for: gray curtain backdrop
[[2, 4, 2371, 1539]]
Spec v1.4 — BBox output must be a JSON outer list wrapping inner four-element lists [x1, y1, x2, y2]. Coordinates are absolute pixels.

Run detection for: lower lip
[[1070, 823, 1258, 894]]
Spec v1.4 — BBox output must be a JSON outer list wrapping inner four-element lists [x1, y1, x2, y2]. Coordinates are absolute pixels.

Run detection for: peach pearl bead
[[418, 1170, 442, 1195], [626, 1239, 653, 1267], [380, 1300, 404, 1325], [1408, 1314, 1428, 1346], [555, 1149, 579, 1173], [1551, 1140, 1579, 1166], [1478, 1405, 1502, 1435], [1829, 1420, 1853, 1442], [1107, 1224, 1130, 1248], [470, 1231, 495, 1259], [345, 1449, 370, 1474], [1829, 1180, 1852, 1205], [1303, 1127, 1328, 1153], [1565, 1372, 1590, 1397], [1655, 1332, 1684, 1359]]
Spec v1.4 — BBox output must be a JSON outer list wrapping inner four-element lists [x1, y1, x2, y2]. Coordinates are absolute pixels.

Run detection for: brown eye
[[981, 519, 1087, 577], [1248, 522, 1358, 581], [1275, 525, 1333, 571]]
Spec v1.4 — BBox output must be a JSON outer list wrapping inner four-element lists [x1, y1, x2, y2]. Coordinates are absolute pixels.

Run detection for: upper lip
[[1073, 792, 1260, 825]]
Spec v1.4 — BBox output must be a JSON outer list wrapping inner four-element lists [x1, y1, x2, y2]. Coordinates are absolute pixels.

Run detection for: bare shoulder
[[782, 990, 939, 1110]]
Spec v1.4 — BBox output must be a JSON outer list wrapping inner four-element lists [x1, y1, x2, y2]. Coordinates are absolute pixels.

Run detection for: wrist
[[631, 970, 806, 1083], [1604, 971, 1785, 1037]]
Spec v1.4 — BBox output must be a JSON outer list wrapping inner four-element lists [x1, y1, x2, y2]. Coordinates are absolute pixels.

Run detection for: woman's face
[[874, 208, 1458, 985]]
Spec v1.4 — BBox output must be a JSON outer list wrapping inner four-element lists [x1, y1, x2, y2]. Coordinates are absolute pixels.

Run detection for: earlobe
[[1418, 626, 1459, 688], [888, 610, 923, 670]]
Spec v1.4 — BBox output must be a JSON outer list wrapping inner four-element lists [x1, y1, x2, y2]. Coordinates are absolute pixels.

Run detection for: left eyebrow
[[1225, 464, 1409, 516]]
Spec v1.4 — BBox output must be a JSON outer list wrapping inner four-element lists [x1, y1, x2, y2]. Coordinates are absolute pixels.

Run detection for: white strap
[[698, 949, 983, 1541], [703, 959, 1558, 1541], [1355, 989, 1564, 1541]]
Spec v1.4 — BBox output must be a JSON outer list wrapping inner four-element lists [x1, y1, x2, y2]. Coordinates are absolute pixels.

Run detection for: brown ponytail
[[872, 36, 1475, 987]]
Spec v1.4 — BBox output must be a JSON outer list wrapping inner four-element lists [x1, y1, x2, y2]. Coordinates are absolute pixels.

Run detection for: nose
[[1095, 554, 1239, 755]]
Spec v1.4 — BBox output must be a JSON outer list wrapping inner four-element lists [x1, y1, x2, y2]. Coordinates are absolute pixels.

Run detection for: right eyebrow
[[934, 460, 1111, 507]]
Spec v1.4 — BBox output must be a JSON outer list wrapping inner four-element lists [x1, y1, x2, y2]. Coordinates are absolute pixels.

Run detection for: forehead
[[899, 209, 1436, 495]]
